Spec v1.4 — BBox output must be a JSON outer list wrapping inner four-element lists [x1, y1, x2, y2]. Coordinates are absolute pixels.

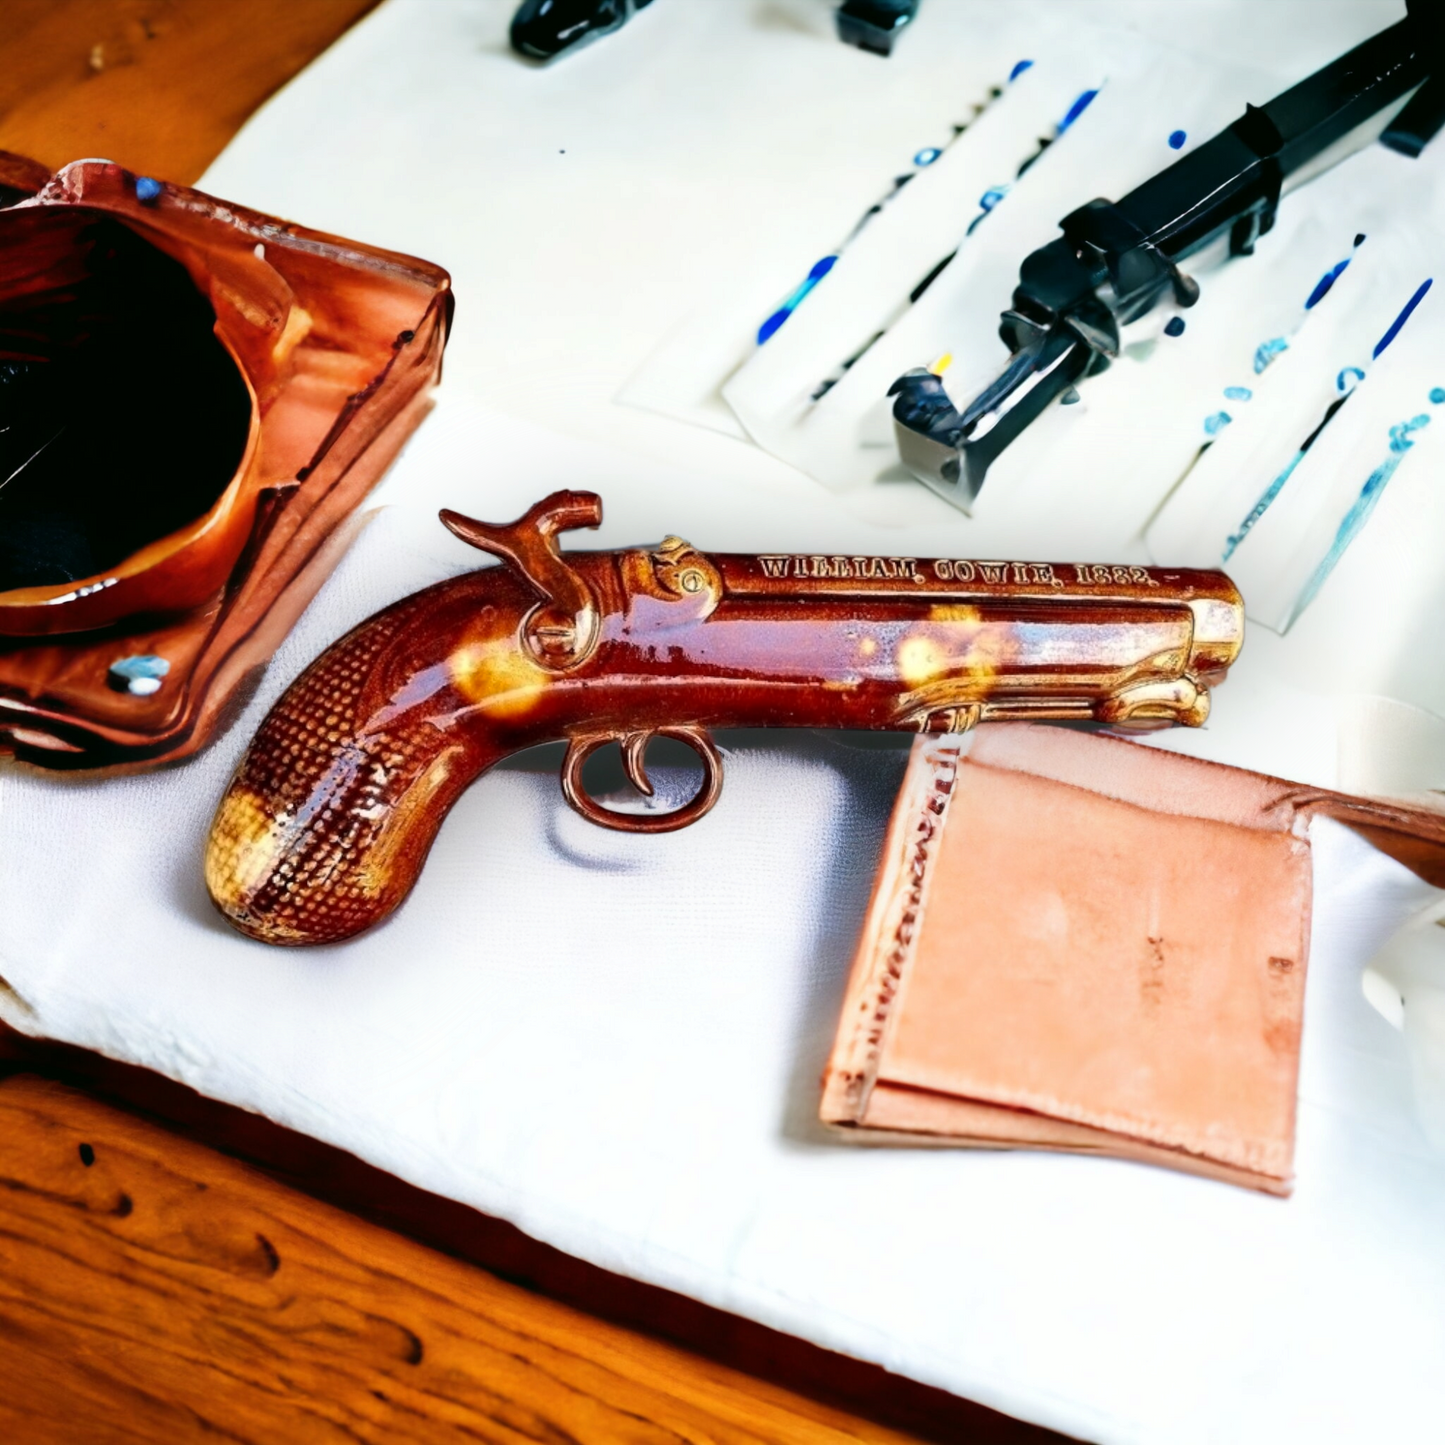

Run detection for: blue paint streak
[[757, 256, 838, 343], [1010, 59, 1035, 81], [1288, 414, 1431, 624], [1254, 336, 1288, 373], [1204, 411, 1232, 436], [1168, 129, 1187, 149], [1223, 450, 1304, 562], [135, 176, 162, 202], [1373, 278, 1432, 358], [1223, 386, 1253, 401], [1305, 257, 1350, 309], [1058, 90, 1099, 134], [914, 147, 942, 166]]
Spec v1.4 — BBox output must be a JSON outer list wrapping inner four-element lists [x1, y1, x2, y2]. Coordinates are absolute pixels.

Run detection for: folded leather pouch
[[821, 724, 1445, 1193], [0, 152, 451, 770]]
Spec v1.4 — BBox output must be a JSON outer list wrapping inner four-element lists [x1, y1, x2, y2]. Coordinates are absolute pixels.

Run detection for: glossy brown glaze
[[206, 492, 1244, 945], [0, 157, 451, 770]]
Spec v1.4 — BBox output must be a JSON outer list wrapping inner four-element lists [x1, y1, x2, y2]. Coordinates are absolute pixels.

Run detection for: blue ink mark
[[1164, 317, 1186, 337], [1355, 233, 1366, 246], [1009, 59, 1035, 81], [1204, 411, 1233, 435], [1254, 337, 1288, 373], [1337, 366, 1365, 393], [107, 654, 170, 696], [1431, 387, 1445, 404], [1373, 278, 1432, 358], [1058, 90, 1098, 134], [1305, 257, 1351, 309], [1223, 386, 1253, 401], [135, 176, 162, 202], [965, 185, 1012, 235], [1289, 413, 1432, 623], [757, 255, 838, 343], [1223, 451, 1305, 562], [914, 147, 942, 167], [1168, 129, 1187, 149]]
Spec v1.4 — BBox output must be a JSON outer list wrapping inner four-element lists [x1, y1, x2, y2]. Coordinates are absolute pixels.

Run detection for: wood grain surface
[[0, 1075, 946, 1445], [0, 0, 381, 183]]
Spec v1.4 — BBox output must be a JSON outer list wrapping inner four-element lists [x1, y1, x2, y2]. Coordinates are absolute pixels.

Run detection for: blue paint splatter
[[1164, 317, 1186, 337], [1337, 366, 1365, 393], [135, 176, 162, 202], [1305, 257, 1351, 309], [1223, 451, 1305, 562], [966, 184, 1012, 235], [1223, 386, 1253, 401], [914, 147, 942, 166], [1058, 90, 1099, 134], [1204, 411, 1233, 435], [757, 255, 838, 343], [1009, 59, 1035, 81], [1430, 387, 1445, 404], [1254, 337, 1288, 373], [1288, 413, 1432, 624], [1374, 278, 1433, 358], [1168, 129, 1187, 149]]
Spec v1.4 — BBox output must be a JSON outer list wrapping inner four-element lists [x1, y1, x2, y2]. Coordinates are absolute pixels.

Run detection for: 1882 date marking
[[756, 556, 1161, 588]]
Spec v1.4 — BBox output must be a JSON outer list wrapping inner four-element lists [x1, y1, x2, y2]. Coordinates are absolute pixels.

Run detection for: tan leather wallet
[[821, 724, 1445, 1194]]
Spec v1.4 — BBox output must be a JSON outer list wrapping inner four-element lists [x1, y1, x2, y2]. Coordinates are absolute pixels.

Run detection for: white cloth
[[6, 3, 1445, 1441]]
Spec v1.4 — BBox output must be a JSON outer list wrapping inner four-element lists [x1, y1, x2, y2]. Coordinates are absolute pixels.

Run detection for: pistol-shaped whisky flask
[[206, 492, 1244, 945]]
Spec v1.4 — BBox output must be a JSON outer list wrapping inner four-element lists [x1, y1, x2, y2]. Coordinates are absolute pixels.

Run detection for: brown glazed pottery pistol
[[206, 491, 1245, 945]]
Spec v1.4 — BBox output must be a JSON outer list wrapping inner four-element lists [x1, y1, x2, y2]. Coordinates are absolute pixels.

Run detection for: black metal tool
[[892, 7, 1438, 510], [836, 0, 921, 58]]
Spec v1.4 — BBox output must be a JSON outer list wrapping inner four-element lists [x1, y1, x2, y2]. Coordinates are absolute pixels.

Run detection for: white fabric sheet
[[5, 3, 1445, 1441]]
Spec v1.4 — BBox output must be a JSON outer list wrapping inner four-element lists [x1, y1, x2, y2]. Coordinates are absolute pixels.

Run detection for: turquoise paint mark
[[1204, 411, 1232, 435], [1254, 337, 1288, 373], [757, 254, 837, 343], [1223, 386, 1253, 401], [1337, 366, 1365, 393], [1288, 413, 1432, 624], [1431, 387, 1445, 404], [1223, 450, 1305, 562]]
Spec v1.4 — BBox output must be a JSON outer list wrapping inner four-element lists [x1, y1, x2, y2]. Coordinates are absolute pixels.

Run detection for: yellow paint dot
[[898, 634, 948, 687], [449, 638, 547, 718], [929, 352, 953, 376]]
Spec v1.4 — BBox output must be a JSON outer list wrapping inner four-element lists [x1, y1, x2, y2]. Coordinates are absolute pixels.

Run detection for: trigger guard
[[560, 727, 723, 834]]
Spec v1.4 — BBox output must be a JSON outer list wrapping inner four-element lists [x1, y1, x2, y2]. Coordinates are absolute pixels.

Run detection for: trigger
[[621, 732, 656, 797]]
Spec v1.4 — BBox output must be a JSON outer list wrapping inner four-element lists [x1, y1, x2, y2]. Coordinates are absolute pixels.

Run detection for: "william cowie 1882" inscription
[[756, 556, 1161, 588]]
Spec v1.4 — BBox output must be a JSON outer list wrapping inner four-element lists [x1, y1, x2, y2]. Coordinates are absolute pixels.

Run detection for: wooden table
[[0, 5, 1070, 1440]]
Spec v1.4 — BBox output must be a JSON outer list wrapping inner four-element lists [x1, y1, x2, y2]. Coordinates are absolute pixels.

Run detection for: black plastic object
[[893, 11, 1436, 510], [510, 0, 654, 62], [836, 0, 920, 58]]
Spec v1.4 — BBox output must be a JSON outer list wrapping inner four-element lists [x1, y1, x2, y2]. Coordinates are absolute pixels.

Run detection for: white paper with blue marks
[[7, 4, 1444, 1445]]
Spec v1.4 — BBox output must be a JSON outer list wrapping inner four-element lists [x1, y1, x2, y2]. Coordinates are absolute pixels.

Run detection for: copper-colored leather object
[[0, 153, 451, 769], [205, 490, 1244, 944], [821, 726, 1445, 1194]]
